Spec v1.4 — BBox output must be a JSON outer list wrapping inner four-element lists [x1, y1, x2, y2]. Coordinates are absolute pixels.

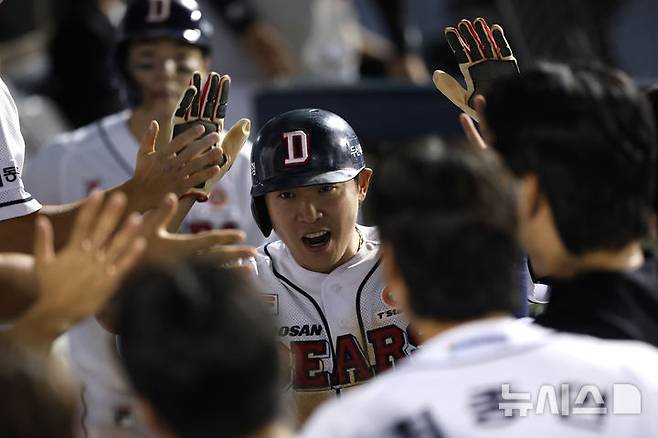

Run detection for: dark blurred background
[[0, 0, 655, 157]]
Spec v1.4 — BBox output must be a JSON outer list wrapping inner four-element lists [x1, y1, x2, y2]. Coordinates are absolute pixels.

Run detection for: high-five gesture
[[131, 119, 224, 206], [140, 193, 256, 265], [5, 191, 146, 350], [173, 71, 251, 200], [433, 18, 518, 122]]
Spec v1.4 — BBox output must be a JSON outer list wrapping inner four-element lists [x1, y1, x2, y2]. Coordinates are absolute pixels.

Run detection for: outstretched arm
[[3, 191, 145, 353], [0, 70, 246, 253]]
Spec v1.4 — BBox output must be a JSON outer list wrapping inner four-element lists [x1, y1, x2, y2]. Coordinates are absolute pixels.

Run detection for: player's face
[[266, 169, 373, 273], [126, 39, 208, 111]]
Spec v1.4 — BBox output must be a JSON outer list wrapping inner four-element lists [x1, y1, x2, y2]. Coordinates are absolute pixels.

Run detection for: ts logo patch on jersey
[[282, 130, 310, 166]]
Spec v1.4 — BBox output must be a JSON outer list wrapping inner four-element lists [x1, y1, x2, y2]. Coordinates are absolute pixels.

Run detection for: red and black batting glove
[[433, 18, 518, 122], [173, 71, 230, 139], [173, 71, 251, 201], [173, 71, 229, 197]]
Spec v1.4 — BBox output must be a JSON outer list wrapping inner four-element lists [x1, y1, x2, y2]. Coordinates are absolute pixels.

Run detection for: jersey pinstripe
[[253, 225, 415, 423]]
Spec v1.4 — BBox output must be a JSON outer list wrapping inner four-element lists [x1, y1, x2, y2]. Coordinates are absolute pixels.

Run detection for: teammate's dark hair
[[486, 62, 656, 254], [116, 262, 280, 438], [369, 138, 521, 320]]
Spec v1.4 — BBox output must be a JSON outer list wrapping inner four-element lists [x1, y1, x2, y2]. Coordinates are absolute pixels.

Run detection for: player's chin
[[296, 243, 340, 272]]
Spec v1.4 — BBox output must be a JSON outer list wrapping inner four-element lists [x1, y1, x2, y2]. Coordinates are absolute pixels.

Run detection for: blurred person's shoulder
[[33, 110, 132, 162], [551, 331, 658, 382]]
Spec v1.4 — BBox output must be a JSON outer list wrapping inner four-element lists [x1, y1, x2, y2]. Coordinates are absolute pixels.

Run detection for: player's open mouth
[[302, 230, 331, 249]]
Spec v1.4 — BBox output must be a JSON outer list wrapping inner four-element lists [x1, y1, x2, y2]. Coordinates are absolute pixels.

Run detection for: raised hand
[[131, 118, 223, 208], [433, 18, 518, 122], [140, 193, 256, 265], [173, 71, 251, 200], [94, 192, 257, 333], [6, 191, 146, 349]]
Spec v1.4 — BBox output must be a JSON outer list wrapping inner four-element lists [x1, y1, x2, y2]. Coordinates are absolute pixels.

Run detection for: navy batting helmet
[[116, 0, 213, 104], [118, 0, 213, 52], [250, 108, 365, 237]]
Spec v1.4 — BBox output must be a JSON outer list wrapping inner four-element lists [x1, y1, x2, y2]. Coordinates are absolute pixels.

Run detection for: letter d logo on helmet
[[250, 109, 365, 237]]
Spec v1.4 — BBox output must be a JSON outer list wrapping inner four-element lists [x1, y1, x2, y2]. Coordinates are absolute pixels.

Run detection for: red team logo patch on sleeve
[[283, 130, 310, 166]]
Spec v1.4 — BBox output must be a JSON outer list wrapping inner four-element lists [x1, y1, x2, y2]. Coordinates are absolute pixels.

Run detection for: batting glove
[[173, 71, 250, 201], [433, 18, 518, 122]]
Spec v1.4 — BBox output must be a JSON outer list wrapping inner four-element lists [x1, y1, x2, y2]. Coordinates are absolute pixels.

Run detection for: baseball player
[[249, 108, 535, 424], [301, 138, 658, 438], [0, 68, 246, 269], [434, 17, 658, 343], [27, 0, 262, 244], [23, 1, 260, 434], [249, 108, 413, 424]]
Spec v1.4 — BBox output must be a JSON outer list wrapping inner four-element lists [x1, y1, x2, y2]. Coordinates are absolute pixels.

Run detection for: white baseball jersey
[[25, 109, 264, 244], [0, 77, 41, 220], [301, 318, 658, 438], [24, 109, 267, 435], [253, 225, 415, 423]]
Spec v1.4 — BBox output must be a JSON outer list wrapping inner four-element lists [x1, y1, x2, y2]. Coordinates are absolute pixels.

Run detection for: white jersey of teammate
[[25, 110, 263, 243], [301, 318, 658, 438], [24, 109, 267, 434], [252, 225, 415, 422], [0, 77, 41, 220]]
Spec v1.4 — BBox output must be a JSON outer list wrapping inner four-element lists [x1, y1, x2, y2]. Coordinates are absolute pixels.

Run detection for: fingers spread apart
[[444, 18, 514, 63], [175, 71, 231, 128]]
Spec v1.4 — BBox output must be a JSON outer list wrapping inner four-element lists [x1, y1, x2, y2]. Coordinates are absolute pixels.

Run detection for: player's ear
[[356, 168, 373, 203], [517, 174, 544, 221]]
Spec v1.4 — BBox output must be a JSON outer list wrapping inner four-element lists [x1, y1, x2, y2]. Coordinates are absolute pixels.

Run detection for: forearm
[[0, 182, 153, 254], [0, 253, 37, 323], [3, 304, 69, 355], [0, 206, 78, 253], [112, 179, 155, 216], [167, 196, 196, 233]]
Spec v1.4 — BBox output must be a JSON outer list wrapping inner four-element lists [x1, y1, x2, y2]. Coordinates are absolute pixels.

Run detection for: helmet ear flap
[[251, 196, 273, 237]]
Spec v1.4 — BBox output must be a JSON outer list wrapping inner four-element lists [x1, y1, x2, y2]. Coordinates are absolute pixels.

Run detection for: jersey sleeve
[[0, 78, 42, 220]]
